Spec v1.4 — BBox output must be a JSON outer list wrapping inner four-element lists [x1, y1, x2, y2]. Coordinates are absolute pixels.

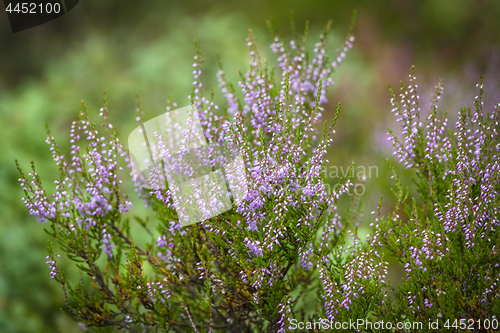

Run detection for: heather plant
[[369, 69, 500, 331], [17, 17, 390, 333]]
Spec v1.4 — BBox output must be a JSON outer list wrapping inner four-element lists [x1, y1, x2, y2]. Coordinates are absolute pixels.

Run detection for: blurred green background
[[1, 0, 500, 331]]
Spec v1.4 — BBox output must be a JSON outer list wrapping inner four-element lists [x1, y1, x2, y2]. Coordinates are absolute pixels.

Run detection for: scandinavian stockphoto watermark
[[290, 318, 424, 331], [128, 105, 248, 226], [128, 106, 378, 225], [323, 164, 379, 196], [290, 317, 499, 331]]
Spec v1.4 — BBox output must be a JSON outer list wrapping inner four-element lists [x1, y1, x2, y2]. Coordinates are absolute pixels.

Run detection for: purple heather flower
[[244, 238, 263, 258], [298, 244, 314, 270], [102, 226, 115, 258], [19, 110, 132, 231], [157, 235, 175, 257], [45, 254, 61, 279]]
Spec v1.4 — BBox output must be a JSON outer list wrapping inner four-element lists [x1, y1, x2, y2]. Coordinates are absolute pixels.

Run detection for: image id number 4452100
[[5, 2, 61, 14]]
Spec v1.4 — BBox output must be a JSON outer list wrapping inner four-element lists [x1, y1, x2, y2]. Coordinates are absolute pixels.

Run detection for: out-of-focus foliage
[[1, 0, 500, 332]]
